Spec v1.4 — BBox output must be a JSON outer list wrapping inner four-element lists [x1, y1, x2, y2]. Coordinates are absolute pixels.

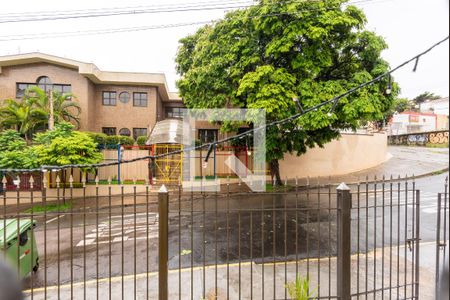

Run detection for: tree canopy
[[0, 87, 80, 141], [413, 91, 442, 104], [175, 0, 397, 182], [0, 123, 102, 171]]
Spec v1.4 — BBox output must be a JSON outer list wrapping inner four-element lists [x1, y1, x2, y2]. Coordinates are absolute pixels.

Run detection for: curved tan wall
[[279, 132, 389, 178]]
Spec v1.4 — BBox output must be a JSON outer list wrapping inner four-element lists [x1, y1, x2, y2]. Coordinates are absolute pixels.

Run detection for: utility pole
[[48, 90, 54, 130]]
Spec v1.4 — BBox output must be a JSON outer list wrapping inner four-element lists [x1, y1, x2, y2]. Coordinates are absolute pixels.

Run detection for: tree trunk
[[269, 159, 282, 186]]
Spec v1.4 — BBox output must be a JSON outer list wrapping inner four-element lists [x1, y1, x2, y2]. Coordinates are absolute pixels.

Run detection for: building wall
[[390, 112, 436, 134], [279, 132, 389, 178], [420, 98, 449, 116], [0, 62, 94, 130], [92, 84, 158, 134], [0, 62, 172, 134], [436, 114, 449, 130]]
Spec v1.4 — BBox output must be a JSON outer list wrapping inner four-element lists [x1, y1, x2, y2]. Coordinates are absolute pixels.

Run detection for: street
[[19, 172, 448, 293]]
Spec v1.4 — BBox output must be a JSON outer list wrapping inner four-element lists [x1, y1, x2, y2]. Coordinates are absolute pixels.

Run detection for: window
[[119, 92, 130, 103], [133, 92, 147, 107], [165, 107, 185, 119], [16, 83, 35, 98], [133, 128, 148, 140], [53, 84, 71, 94], [37, 76, 52, 92], [16, 79, 71, 98], [119, 128, 131, 136], [102, 91, 116, 106], [198, 129, 218, 144], [19, 230, 28, 246], [102, 127, 116, 136]]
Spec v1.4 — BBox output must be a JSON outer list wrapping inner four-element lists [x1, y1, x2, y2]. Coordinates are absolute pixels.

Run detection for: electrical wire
[[0, 0, 383, 23], [0, 0, 388, 41], [0, 35, 447, 173]]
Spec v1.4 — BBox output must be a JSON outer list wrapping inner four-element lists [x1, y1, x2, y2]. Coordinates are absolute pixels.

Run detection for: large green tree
[[0, 123, 102, 174], [24, 86, 81, 128], [0, 87, 81, 141], [0, 99, 47, 142], [413, 91, 441, 110], [176, 0, 397, 183]]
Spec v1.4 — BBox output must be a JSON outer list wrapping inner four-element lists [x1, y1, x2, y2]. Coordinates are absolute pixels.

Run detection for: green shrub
[[105, 135, 120, 146], [118, 136, 134, 145], [86, 132, 108, 147], [285, 276, 316, 300], [136, 136, 147, 146]]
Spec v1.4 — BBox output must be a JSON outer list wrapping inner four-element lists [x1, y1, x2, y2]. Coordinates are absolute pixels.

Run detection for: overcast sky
[[0, 0, 448, 99]]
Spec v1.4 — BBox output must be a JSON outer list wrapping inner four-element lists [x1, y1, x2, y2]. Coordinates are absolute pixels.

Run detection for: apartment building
[[0, 52, 184, 139]]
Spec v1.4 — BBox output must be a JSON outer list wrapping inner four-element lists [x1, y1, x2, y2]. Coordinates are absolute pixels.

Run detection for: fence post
[[158, 185, 169, 300], [337, 182, 352, 300]]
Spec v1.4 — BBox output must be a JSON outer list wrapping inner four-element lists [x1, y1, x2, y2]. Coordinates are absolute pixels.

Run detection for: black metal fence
[[0, 174, 446, 299], [435, 181, 448, 299]]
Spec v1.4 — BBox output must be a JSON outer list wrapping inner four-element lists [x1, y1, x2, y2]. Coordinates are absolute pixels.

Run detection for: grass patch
[[426, 143, 449, 148], [88, 180, 146, 185], [193, 175, 239, 180], [24, 202, 72, 214], [431, 169, 448, 176], [266, 183, 293, 191]]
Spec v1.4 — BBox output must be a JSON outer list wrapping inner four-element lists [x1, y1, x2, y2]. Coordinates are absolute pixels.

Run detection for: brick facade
[[0, 53, 184, 135]]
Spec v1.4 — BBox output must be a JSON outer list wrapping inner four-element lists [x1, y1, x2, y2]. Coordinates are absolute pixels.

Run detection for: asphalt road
[[21, 173, 448, 289]]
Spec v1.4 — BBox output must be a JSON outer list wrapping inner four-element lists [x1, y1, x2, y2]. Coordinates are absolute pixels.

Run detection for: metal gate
[[153, 144, 183, 184], [349, 178, 421, 299], [435, 178, 448, 299]]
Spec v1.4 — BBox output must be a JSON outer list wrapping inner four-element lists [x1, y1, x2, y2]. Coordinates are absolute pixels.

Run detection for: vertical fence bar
[[396, 176, 401, 298], [381, 176, 385, 299], [295, 177, 299, 278], [202, 194, 206, 299], [108, 178, 112, 300], [178, 182, 182, 300], [373, 176, 377, 300], [158, 185, 169, 300], [30, 176, 35, 300], [389, 175, 393, 300], [414, 189, 420, 299], [272, 193, 276, 300], [69, 175, 74, 300], [317, 177, 321, 299], [337, 183, 351, 300], [435, 193, 442, 299], [328, 177, 332, 297], [43, 174, 48, 300], [365, 176, 369, 300], [356, 180, 361, 296], [404, 177, 408, 299], [133, 181, 137, 300], [146, 181, 151, 300]]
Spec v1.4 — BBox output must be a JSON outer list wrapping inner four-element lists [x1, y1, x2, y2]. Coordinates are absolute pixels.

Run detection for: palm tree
[[0, 99, 47, 142], [24, 86, 81, 128]]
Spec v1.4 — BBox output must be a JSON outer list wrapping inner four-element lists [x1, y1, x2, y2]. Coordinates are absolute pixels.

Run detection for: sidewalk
[[322, 146, 449, 184], [24, 243, 436, 299]]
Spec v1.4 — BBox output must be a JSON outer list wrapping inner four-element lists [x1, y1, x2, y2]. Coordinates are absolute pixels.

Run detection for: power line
[[1, 35, 447, 173], [0, 0, 383, 23], [0, 0, 255, 23], [0, 0, 388, 42]]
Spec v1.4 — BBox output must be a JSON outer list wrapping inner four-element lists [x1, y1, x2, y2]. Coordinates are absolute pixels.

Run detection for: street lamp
[[385, 74, 392, 95]]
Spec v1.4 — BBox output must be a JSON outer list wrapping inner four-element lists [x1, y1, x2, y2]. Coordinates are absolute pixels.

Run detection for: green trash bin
[[0, 219, 39, 278]]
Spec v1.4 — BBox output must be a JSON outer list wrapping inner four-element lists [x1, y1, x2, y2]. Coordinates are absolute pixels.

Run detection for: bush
[[86, 132, 108, 148], [103, 135, 135, 147], [105, 135, 120, 146], [118, 136, 134, 146], [136, 136, 147, 146]]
